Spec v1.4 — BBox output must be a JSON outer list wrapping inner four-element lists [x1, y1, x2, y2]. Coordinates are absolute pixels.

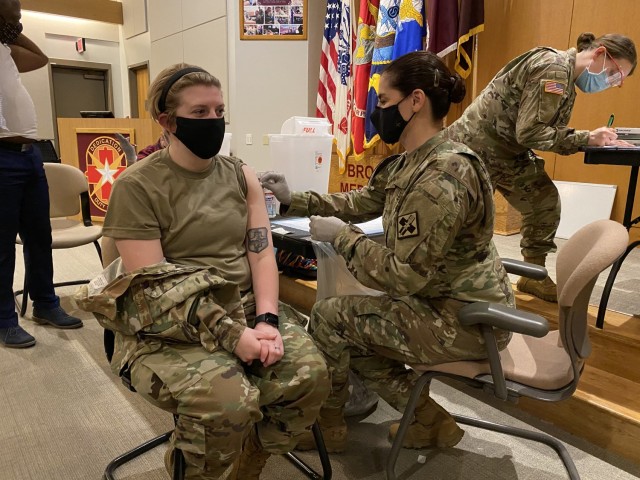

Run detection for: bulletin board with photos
[[240, 0, 307, 40]]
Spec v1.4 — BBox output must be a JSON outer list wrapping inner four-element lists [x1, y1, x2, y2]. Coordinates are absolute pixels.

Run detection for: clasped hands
[[234, 323, 283, 367]]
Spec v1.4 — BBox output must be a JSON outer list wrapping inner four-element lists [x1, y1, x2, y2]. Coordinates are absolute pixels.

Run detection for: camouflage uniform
[[448, 47, 590, 257], [76, 261, 329, 479], [88, 148, 329, 480], [285, 131, 514, 413]]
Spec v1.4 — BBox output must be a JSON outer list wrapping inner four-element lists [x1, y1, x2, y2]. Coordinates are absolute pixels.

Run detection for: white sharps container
[[269, 117, 334, 194]]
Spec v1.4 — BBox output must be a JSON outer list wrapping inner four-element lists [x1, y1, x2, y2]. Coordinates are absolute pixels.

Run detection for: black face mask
[[369, 95, 414, 144], [0, 20, 22, 45], [173, 116, 225, 160]]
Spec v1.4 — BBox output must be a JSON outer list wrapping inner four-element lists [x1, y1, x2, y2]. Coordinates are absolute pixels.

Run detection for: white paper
[[271, 216, 383, 236], [271, 227, 292, 235]]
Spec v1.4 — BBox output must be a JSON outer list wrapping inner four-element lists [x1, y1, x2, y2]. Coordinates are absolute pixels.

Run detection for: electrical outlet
[[245, 133, 253, 145], [263, 134, 270, 145]]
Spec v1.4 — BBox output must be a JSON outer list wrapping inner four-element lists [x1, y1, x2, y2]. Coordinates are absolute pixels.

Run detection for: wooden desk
[[582, 146, 640, 328]]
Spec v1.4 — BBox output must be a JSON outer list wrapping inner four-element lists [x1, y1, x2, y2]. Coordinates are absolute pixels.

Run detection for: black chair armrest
[[501, 258, 547, 280], [458, 302, 549, 338]]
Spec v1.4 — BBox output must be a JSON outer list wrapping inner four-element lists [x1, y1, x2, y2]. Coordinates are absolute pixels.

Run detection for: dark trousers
[[0, 144, 59, 328]]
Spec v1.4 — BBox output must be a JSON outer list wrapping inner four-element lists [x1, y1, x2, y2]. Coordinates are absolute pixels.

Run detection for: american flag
[[544, 81, 565, 95], [317, 0, 355, 163]]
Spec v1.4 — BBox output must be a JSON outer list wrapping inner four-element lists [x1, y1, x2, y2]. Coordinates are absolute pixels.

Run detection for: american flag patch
[[544, 81, 565, 95]]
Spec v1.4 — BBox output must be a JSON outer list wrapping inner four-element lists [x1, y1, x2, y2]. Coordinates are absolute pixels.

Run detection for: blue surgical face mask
[[575, 55, 612, 93]]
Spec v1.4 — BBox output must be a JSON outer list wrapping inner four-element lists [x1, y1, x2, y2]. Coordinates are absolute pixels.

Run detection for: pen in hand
[[607, 113, 615, 128]]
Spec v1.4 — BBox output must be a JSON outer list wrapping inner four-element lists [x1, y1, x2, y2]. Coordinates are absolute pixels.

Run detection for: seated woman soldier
[[101, 64, 329, 480]]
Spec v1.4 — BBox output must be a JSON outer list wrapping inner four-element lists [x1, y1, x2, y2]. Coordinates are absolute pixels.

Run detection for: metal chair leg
[[385, 372, 432, 480], [285, 422, 332, 479], [18, 275, 29, 317], [103, 430, 185, 480], [385, 372, 580, 480], [14, 240, 103, 317], [94, 239, 103, 264], [103, 431, 173, 480], [453, 415, 581, 480]]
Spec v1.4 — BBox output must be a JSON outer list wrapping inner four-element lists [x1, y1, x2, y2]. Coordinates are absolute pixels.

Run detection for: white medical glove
[[310, 215, 347, 243], [114, 133, 137, 165], [260, 172, 292, 205]]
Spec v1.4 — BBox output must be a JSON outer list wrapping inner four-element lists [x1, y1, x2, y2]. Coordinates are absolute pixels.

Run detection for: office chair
[[15, 163, 102, 316], [99, 237, 331, 480], [386, 219, 629, 480]]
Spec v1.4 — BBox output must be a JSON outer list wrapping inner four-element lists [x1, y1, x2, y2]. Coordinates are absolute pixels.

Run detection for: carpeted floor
[[492, 233, 640, 318], [2, 238, 639, 479]]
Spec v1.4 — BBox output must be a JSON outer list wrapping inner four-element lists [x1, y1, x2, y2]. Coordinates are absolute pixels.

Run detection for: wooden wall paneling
[[474, 0, 574, 96], [558, 0, 640, 241], [57, 118, 162, 169], [21, 0, 123, 24]]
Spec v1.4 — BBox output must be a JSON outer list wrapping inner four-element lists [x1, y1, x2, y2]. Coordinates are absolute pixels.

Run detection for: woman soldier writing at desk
[[448, 32, 637, 302], [262, 51, 514, 452]]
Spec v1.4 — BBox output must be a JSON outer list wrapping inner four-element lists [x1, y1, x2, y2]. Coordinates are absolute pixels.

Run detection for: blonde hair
[[146, 63, 221, 124]]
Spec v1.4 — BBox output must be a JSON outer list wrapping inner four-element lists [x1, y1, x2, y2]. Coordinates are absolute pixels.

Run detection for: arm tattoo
[[247, 227, 269, 253]]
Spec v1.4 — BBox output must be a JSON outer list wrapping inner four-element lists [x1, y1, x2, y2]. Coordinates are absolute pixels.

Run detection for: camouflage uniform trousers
[[129, 305, 330, 480], [310, 294, 500, 413], [489, 152, 560, 258]]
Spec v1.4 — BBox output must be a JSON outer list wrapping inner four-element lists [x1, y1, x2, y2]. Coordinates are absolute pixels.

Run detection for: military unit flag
[[351, 0, 379, 163], [426, 0, 484, 79], [317, 0, 483, 159]]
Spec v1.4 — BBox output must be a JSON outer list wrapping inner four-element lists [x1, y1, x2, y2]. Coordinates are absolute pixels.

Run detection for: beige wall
[[19, 11, 124, 140], [20, 0, 327, 170]]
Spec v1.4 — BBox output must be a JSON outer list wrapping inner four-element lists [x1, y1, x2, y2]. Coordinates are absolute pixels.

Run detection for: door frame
[[48, 58, 114, 147], [128, 60, 150, 118]]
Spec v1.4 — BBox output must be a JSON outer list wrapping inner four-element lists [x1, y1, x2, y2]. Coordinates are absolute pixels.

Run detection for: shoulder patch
[[543, 80, 565, 95], [397, 212, 419, 239]]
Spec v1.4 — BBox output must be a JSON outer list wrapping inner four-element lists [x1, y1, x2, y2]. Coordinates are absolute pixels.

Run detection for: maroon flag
[[455, 0, 484, 79], [427, 0, 458, 57]]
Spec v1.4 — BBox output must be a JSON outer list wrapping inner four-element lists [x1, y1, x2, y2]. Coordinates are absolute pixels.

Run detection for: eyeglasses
[[606, 54, 625, 87]]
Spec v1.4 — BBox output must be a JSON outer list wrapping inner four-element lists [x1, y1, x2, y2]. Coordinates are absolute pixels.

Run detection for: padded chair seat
[[415, 330, 574, 390], [16, 219, 102, 249], [51, 223, 102, 248]]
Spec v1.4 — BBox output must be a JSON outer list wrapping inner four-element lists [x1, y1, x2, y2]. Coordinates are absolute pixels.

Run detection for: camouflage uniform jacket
[[448, 47, 590, 170], [74, 262, 246, 376], [286, 131, 515, 308]]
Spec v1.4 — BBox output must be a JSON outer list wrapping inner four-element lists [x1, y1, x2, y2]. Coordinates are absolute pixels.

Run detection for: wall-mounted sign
[[76, 128, 134, 220], [240, 0, 307, 40]]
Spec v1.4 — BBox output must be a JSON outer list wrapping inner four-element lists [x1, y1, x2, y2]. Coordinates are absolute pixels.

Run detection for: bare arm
[[9, 33, 48, 72], [243, 165, 279, 315], [244, 165, 283, 366], [114, 239, 164, 272]]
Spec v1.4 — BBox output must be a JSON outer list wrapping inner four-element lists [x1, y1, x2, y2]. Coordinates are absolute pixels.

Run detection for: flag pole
[[471, 34, 479, 99]]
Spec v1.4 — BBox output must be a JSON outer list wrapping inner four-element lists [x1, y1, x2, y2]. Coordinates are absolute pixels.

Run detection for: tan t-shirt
[[103, 148, 252, 292]]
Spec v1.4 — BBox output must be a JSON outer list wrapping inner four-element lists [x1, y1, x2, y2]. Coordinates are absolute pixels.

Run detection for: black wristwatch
[[255, 312, 279, 329]]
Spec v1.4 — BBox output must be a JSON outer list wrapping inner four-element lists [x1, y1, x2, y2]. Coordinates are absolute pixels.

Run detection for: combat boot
[[388, 392, 464, 449], [228, 427, 271, 480], [295, 407, 347, 453], [516, 255, 558, 303]]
